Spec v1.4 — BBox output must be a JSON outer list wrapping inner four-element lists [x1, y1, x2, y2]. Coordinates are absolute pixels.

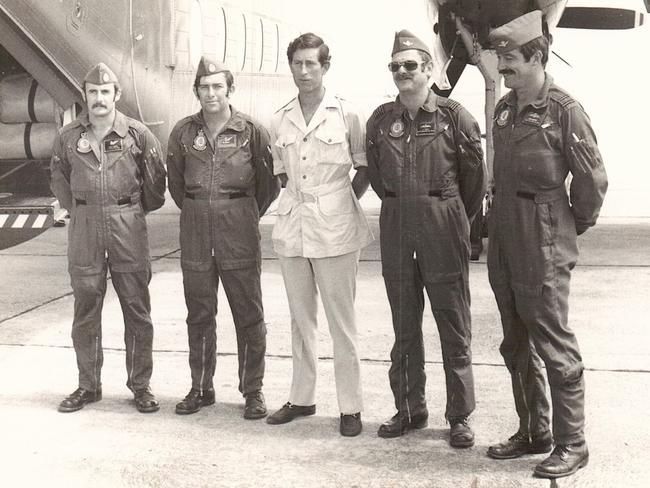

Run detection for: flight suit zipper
[[199, 336, 206, 393], [241, 343, 249, 393], [129, 335, 136, 388], [93, 335, 100, 390], [405, 353, 411, 422]]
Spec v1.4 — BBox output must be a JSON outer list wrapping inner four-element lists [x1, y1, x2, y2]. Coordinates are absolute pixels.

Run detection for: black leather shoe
[[340, 413, 362, 437], [377, 411, 428, 438], [488, 431, 553, 459], [58, 387, 102, 413], [244, 391, 267, 419], [266, 402, 316, 424], [449, 416, 475, 448], [133, 387, 160, 413], [175, 388, 215, 415], [534, 442, 589, 479]]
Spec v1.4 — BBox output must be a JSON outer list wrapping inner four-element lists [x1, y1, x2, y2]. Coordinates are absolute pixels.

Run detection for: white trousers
[[279, 250, 363, 414]]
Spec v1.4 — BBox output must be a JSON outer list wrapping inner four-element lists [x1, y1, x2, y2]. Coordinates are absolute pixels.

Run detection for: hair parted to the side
[[193, 71, 234, 90], [287, 32, 331, 65], [519, 35, 549, 67]]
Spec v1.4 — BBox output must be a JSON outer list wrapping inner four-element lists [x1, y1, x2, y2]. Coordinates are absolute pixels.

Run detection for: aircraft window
[[223, 6, 246, 72], [241, 13, 247, 71], [259, 18, 264, 72], [188, 0, 203, 69], [257, 18, 278, 74], [275, 24, 280, 73], [218, 7, 227, 62]]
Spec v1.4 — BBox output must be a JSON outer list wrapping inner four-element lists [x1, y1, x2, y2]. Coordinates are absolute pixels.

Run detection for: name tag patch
[[103, 138, 123, 152], [217, 134, 238, 148], [415, 122, 436, 136]]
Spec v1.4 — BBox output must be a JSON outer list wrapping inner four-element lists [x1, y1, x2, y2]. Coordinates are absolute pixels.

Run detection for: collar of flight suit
[[191, 106, 247, 133], [280, 88, 341, 133], [504, 73, 554, 111], [78, 109, 130, 138], [393, 89, 439, 118]]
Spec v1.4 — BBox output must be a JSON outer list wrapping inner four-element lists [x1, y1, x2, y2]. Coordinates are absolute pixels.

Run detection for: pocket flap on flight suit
[[512, 281, 543, 298], [427, 270, 461, 284], [318, 187, 355, 216]]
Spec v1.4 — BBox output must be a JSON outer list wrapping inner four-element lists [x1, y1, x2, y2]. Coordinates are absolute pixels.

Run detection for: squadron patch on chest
[[103, 138, 123, 152], [76, 132, 91, 153], [496, 108, 511, 127], [192, 129, 207, 151], [389, 120, 405, 138], [217, 134, 238, 148]]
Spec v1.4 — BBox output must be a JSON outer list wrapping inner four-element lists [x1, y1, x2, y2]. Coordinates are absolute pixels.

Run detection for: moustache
[[499, 70, 515, 76], [92, 102, 107, 108]]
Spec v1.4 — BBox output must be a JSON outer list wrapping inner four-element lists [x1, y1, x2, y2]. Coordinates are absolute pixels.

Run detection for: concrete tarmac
[[1, 193, 649, 488]]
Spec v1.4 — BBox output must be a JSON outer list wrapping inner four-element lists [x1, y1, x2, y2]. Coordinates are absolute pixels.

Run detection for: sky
[[250, 0, 650, 217]]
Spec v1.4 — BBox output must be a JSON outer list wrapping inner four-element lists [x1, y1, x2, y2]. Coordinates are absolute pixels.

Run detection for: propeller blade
[[558, 7, 644, 30], [645, 0, 650, 14], [432, 57, 466, 98]]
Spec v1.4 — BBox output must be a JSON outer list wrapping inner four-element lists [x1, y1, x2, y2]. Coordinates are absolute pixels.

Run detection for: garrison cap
[[392, 29, 430, 57], [84, 62, 120, 88], [195, 56, 229, 81], [488, 10, 543, 54]]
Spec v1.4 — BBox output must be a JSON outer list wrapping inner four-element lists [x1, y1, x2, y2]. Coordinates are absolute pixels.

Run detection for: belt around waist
[[75, 197, 135, 206], [184, 192, 248, 200], [384, 190, 443, 198]]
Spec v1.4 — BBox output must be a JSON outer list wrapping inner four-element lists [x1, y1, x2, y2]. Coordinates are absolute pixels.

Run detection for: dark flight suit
[[367, 91, 486, 421], [167, 109, 279, 397], [50, 111, 166, 392], [488, 75, 607, 445]]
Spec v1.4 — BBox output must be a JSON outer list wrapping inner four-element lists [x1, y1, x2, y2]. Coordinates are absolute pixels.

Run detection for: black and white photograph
[[1, 0, 649, 486]]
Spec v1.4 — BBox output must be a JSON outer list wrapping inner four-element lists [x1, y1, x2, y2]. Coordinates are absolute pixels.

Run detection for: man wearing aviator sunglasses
[[367, 30, 486, 448]]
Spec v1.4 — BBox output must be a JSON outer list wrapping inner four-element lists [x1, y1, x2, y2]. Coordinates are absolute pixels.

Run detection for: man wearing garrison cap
[[51, 62, 166, 414], [366, 30, 486, 447], [485, 11, 607, 479], [166, 56, 279, 419]]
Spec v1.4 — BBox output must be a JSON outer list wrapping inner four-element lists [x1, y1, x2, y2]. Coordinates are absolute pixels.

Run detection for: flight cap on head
[[392, 29, 430, 57], [84, 62, 120, 89], [195, 56, 229, 81], [488, 10, 543, 54]]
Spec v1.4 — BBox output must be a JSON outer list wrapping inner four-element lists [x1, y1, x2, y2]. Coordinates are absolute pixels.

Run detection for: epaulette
[[59, 119, 82, 135], [438, 97, 461, 112], [369, 102, 393, 122], [234, 110, 262, 129], [549, 85, 579, 110], [126, 116, 148, 134], [172, 114, 196, 131], [274, 97, 296, 114]]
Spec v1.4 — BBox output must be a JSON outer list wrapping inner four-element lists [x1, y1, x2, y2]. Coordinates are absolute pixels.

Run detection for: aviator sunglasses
[[387, 60, 423, 72]]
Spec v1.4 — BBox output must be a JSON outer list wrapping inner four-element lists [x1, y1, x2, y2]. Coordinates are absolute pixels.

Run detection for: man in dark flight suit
[[167, 56, 279, 419], [485, 11, 607, 479], [367, 30, 486, 448], [51, 63, 166, 413]]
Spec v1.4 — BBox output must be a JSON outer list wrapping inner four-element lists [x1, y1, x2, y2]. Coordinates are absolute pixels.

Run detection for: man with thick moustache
[[366, 30, 486, 448], [485, 11, 607, 479], [51, 63, 166, 414], [167, 56, 279, 419]]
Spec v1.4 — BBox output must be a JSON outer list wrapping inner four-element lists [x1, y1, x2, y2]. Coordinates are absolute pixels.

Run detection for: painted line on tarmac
[[0, 249, 181, 327], [1, 343, 649, 374]]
